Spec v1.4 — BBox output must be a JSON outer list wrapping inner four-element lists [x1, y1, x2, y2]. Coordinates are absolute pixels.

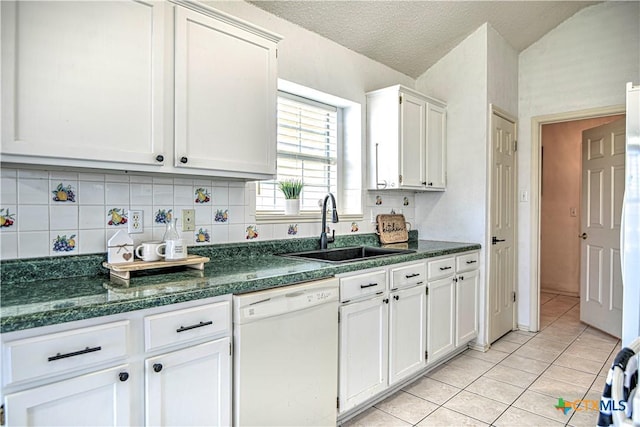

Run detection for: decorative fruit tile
[[107, 208, 128, 226], [51, 182, 76, 202], [214, 209, 229, 223], [194, 187, 211, 204], [403, 196, 410, 206], [154, 208, 173, 224], [195, 228, 210, 243], [245, 225, 258, 240], [350, 222, 359, 232], [0, 208, 16, 229], [287, 224, 298, 236], [375, 195, 382, 205], [52, 234, 77, 252]]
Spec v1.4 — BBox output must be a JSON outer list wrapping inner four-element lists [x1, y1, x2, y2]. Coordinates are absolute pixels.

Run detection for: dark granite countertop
[[0, 234, 480, 333]]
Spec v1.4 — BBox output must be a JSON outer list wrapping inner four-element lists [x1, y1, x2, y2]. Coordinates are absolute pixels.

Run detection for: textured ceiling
[[249, 1, 600, 78]]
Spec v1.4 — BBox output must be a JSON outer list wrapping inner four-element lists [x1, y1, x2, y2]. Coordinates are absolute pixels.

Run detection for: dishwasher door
[[233, 278, 339, 427]]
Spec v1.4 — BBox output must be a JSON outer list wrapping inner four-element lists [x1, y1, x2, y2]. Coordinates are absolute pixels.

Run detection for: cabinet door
[[339, 296, 388, 413], [425, 102, 447, 190], [4, 364, 131, 426], [1, 1, 166, 166], [174, 7, 278, 177], [456, 269, 479, 346], [389, 285, 426, 385], [145, 338, 231, 427], [399, 92, 426, 189], [427, 277, 456, 364]]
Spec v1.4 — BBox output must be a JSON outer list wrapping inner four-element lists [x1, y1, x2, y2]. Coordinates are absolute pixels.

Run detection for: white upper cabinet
[[174, 6, 278, 178], [1, 1, 281, 180], [367, 85, 446, 191], [1, 0, 167, 167]]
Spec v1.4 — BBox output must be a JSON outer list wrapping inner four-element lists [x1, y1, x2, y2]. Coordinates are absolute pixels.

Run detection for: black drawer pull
[[48, 346, 102, 362], [360, 283, 378, 289], [405, 273, 420, 278], [466, 260, 477, 264], [119, 372, 129, 382], [153, 363, 163, 373], [416, 281, 424, 285], [439, 266, 452, 271], [176, 321, 213, 333]]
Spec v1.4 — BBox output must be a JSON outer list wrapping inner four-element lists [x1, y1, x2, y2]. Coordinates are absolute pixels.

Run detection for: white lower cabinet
[[338, 263, 427, 414], [1, 295, 232, 427], [426, 250, 480, 365], [4, 364, 132, 426], [145, 338, 231, 427]]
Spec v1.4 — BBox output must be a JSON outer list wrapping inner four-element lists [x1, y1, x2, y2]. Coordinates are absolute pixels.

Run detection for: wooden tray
[[376, 214, 409, 244], [103, 255, 210, 283]]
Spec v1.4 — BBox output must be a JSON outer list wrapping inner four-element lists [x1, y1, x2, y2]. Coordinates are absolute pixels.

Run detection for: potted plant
[[278, 179, 304, 215]]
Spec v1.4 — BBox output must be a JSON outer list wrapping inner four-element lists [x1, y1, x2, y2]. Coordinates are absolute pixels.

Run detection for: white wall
[[517, 1, 640, 327]]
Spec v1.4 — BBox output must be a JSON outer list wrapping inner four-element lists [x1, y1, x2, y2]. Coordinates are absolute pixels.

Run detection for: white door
[[0, 1, 166, 166], [488, 111, 517, 342], [145, 338, 231, 427], [399, 92, 426, 189], [389, 284, 426, 385], [425, 102, 447, 189], [580, 119, 626, 338], [4, 365, 131, 426], [174, 6, 278, 176], [339, 296, 388, 413], [426, 277, 456, 364], [456, 269, 479, 346]]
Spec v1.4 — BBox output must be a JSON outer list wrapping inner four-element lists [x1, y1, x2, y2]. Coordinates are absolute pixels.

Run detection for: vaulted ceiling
[[249, 1, 600, 78]]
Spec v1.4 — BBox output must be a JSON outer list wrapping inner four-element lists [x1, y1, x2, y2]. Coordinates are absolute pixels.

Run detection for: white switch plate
[[128, 210, 143, 234], [570, 207, 577, 217], [182, 209, 195, 231], [519, 190, 529, 202]]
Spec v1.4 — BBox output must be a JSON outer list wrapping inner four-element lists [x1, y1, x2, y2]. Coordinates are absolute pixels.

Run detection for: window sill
[[256, 212, 364, 224]]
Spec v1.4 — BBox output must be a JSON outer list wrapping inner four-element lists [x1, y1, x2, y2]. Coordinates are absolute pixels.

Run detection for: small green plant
[[278, 179, 304, 199]]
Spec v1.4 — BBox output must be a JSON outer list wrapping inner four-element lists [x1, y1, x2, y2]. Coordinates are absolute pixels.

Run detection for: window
[[256, 91, 339, 213]]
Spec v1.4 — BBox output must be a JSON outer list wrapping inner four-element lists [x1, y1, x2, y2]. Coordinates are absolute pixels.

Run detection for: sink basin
[[280, 246, 415, 264]]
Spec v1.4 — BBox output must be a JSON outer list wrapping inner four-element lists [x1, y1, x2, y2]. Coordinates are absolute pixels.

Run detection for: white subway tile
[[173, 185, 193, 206], [129, 175, 152, 184], [130, 183, 153, 205], [79, 229, 105, 254], [78, 173, 105, 182], [105, 182, 130, 205], [153, 184, 173, 205], [18, 179, 49, 204], [1, 177, 17, 205], [18, 231, 50, 258], [50, 205, 79, 230], [79, 206, 106, 229], [18, 205, 49, 231], [78, 181, 105, 205], [105, 174, 130, 183], [1, 168, 17, 178], [18, 170, 48, 179], [1, 232, 18, 259]]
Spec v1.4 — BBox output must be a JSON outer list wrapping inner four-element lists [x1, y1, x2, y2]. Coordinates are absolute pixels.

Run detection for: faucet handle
[[328, 229, 336, 243]]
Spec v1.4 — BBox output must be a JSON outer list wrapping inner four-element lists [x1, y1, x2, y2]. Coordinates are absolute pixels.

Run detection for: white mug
[[135, 241, 164, 262], [159, 239, 187, 260]]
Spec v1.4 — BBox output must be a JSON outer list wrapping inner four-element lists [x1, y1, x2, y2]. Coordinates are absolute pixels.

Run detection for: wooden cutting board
[[376, 214, 409, 244]]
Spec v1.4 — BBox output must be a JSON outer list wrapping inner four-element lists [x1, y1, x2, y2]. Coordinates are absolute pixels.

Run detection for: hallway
[[343, 292, 620, 426]]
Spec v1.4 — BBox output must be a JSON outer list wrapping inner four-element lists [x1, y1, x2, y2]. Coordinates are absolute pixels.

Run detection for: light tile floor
[[343, 292, 621, 426]]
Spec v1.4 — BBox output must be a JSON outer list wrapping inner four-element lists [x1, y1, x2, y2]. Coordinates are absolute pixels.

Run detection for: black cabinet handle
[[383, 298, 389, 304], [176, 320, 213, 333], [421, 181, 427, 186], [393, 295, 399, 301], [360, 283, 378, 289], [428, 182, 433, 186], [405, 273, 420, 279], [180, 156, 188, 164], [48, 346, 102, 362], [416, 281, 424, 285], [466, 260, 477, 264], [439, 266, 452, 271], [119, 372, 129, 382], [453, 277, 458, 282], [153, 363, 163, 373], [155, 154, 164, 162], [460, 275, 465, 281]]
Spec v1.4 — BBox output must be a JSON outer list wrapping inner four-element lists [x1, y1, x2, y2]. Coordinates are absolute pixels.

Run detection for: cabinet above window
[[0, 0, 281, 181], [366, 85, 446, 191]]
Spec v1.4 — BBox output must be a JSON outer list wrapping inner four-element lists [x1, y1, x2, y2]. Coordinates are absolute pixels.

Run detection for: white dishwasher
[[233, 277, 339, 427]]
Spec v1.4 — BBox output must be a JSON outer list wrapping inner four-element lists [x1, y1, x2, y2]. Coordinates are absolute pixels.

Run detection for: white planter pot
[[284, 199, 300, 215]]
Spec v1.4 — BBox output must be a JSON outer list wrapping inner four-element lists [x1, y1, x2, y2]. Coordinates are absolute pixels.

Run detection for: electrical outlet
[[182, 209, 195, 232], [128, 210, 143, 234]]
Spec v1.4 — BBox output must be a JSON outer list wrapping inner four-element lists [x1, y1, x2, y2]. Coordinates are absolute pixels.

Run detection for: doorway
[[539, 115, 624, 330], [530, 107, 625, 332]]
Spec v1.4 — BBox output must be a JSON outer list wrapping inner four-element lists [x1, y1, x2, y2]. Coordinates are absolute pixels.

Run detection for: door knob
[[579, 232, 588, 240], [492, 236, 506, 245]]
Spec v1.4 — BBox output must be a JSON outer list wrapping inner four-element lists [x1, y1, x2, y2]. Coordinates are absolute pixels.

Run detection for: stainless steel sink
[[279, 246, 415, 264]]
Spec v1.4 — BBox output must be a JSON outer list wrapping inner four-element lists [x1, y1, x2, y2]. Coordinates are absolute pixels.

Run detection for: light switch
[[519, 190, 529, 202], [570, 207, 577, 217]]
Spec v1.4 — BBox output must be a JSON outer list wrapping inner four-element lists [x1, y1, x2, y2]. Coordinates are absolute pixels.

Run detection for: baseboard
[[517, 323, 537, 333], [468, 342, 490, 352]]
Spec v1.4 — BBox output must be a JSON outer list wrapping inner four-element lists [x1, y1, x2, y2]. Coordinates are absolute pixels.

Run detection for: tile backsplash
[[0, 167, 415, 260]]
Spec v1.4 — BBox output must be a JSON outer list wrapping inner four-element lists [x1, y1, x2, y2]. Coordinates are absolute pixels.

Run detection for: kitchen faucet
[[320, 193, 339, 249]]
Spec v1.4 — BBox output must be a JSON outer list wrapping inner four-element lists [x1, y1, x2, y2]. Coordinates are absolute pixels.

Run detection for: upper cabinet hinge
[[337, 397, 340, 410], [399, 174, 403, 184], [1, 404, 5, 425], [426, 287, 429, 296], [512, 291, 516, 303], [399, 95, 402, 105], [425, 351, 428, 360], [514, 140, 518, 152], [338, 311, 340, 323]]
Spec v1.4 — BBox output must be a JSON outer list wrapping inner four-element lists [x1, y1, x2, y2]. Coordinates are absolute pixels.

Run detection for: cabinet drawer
[[456, 252, 479, 273], [3, 321, 129, 386], [144, 301, 231, 352], [340, 270, 386, 302], [390, 263, 427, 290], [427, 257, 455, 280]]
